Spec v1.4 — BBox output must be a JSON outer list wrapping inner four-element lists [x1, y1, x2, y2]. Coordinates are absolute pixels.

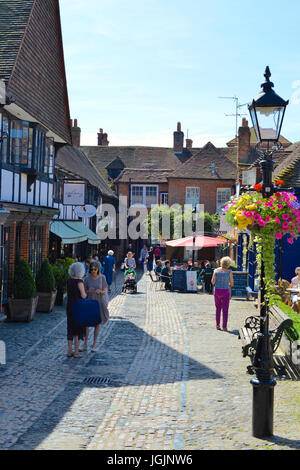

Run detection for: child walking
[[211, 257, 234, 332]]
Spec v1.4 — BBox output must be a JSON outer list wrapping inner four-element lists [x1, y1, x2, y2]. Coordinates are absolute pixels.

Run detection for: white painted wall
[[20, 173, 27, 204], [40, 182, 48, 206], [14, 173, 19, 202], [1, 170, 13, 201]]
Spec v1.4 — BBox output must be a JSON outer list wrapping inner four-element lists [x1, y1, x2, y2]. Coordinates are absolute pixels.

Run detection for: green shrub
[[13, 258, 36, 299], [52, 258, 74, 294], [36, 259, 55, 293], [273, 299, 300, 342]]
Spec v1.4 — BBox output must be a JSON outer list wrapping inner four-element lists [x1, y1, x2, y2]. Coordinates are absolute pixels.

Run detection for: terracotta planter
[[7, 296, 39, 323], [36, 290, 57, 313]]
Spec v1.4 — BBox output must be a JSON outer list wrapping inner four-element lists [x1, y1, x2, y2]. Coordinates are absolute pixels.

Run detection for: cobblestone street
[[0, 273, 299, 451]]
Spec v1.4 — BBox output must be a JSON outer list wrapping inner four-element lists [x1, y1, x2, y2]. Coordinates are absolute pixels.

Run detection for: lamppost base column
[[251, 377, 276, 438]]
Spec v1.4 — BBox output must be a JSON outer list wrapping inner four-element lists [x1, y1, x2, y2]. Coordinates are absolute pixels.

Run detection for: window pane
[[145, 186, 157, 206], [21, 122, 29, 166], [217, 188, 231, 212], [161, 192, 168, 205], [28, 127, 33, 168], [10, 120, 23, 165], [186, 187, 200, 207], [132, 186, 144, 205], [1, 117, 9, 163]]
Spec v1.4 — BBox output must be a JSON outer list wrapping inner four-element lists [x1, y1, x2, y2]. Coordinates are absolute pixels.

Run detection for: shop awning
[[50, 221, 101, 245], [166, 235, 226, 248]]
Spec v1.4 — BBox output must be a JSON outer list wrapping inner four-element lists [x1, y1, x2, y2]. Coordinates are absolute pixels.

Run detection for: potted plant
[[224, 183, 300, 303], [8, 258, 38, 322], [36, 258, 57, 313], [52, 258, 74, 306]]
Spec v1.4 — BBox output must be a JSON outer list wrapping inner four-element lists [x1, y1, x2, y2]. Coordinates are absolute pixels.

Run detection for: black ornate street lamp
[[248, 67, 289, 438]]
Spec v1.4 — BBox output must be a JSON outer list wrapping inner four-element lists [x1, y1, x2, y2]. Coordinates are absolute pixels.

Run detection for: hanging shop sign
[[63, 182, 85, 206]]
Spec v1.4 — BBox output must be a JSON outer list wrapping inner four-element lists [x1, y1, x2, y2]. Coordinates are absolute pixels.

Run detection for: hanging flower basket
[[224, 187, 300, 302]]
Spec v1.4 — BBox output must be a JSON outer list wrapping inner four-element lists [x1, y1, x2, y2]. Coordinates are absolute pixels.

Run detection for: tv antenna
[[218, 95, 249, 140]]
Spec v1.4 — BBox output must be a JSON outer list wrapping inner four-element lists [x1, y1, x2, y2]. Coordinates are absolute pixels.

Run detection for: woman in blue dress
[[103, 250, 116, 292]]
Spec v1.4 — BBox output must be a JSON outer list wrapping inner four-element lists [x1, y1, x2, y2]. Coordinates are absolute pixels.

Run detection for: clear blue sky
[[60, 0, 300, 148]]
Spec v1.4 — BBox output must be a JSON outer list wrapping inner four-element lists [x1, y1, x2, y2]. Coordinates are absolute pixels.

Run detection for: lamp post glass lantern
[[248, 67, 288, 438], [249, 66, 289, 149]]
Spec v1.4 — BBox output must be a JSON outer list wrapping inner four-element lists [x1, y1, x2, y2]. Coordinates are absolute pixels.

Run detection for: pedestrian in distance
[[124, 251, 137, 271], [82, 257, 91, 280], [92, 255, 103, 273], [139, 244, 148, 272], [103, 250, 116, 293], [66, 262, 87, 358], [79, 262, 110, 353], [161, 260, 172, 290], [200, 262, 214, 294], [154, 246, 161, 261], [146, 246, 154, 274], [211, 257, 234, 332]]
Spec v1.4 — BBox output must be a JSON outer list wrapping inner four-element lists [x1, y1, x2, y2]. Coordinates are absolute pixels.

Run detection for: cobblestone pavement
[[0, 272, 299, 450]]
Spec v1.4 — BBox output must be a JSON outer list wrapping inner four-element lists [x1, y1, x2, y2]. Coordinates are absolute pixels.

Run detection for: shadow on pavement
[[10, 313, 223, 450]]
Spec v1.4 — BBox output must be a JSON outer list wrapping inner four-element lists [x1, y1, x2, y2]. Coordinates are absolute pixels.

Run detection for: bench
[[238, 305, 297, 362]]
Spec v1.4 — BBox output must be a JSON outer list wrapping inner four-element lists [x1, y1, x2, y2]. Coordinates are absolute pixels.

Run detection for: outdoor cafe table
[[286, 288, 300, 304], [286, 288, 300, 294]]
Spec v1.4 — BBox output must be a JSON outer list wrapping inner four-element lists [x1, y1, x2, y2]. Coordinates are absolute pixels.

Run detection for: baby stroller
[[122, 269, 137, 294]]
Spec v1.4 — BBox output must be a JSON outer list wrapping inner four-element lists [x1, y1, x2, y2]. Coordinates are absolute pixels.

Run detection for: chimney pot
[[186, 138, 193, 149], [98, 128, 109, 146], [74, 119, 78, 128]]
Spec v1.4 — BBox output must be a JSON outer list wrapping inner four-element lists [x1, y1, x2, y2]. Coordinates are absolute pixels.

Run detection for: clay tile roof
[[115, 168, 171, 184], [0, 0, 71, 144], [272, 141, 300, 187], [169, 142, 237, 180], [80, 146, 185, 181]]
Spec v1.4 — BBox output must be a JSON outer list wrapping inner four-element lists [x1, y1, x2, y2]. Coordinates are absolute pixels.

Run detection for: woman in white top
[[124, 251, 136, 271]]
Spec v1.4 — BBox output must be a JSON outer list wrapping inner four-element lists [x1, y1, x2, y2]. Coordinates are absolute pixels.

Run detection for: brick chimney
[[98, 128, 109, 146], [71, 119, 81, 148], [186, 138, 193, 149], [173, 122, 184, 153], [237, 118, 251, 164]]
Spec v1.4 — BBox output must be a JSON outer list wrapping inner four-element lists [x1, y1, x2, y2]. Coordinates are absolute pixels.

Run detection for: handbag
[[72, 298, 101, 327]]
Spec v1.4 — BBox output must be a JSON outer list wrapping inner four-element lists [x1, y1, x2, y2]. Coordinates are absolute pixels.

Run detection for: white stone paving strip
[[88, 277, 189, 450]]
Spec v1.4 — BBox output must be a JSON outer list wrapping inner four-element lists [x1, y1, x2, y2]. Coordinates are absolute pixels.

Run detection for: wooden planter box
[[36, 290, 57, 313], [7, 296, 39, 323]]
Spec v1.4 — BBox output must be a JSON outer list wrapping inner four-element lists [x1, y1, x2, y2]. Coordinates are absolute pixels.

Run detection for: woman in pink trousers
[[211, 257, 234, 332]]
